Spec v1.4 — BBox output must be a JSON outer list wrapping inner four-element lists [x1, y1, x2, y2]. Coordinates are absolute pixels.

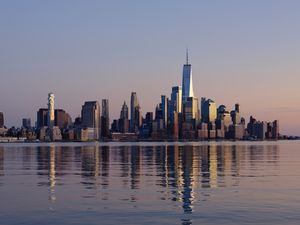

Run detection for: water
[[0, 141, 300, 225]]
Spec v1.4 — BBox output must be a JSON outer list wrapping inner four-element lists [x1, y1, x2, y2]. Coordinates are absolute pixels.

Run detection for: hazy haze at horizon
[[0, 1, 299, 135]]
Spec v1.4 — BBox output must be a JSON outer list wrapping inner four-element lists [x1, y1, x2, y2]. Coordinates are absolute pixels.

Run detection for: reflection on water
[[1, 142, 299, 225]]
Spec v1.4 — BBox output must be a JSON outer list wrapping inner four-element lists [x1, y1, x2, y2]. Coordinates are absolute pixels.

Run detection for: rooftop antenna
[[186, 47, 189, 65]]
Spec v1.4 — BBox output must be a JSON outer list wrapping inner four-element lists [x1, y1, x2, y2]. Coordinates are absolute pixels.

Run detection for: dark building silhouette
[[37, 108, 71, 129], [55, 109, 72, 129], [101, 99, 110, 138], [0, 112, 4, 127], [247, 116, 279, 140], [37, 108, 48, 128], [22, 118, 31, 129], [130, 92, 138, 132], [81, 101, 101, 140], [117, 101, 129, 133]]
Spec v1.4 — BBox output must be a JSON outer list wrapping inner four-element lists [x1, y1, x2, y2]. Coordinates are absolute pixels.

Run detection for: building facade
[[0, 112, 4, 127], [101, 99, 110, 138], [81, 101, 101, 140], [182, 50, 194, 104]]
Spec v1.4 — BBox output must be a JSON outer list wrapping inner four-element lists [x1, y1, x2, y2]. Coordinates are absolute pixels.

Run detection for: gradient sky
[[0, 0, 299, 135]]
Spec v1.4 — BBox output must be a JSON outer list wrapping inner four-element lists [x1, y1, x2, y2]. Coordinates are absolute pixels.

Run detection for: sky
[[0, 0, 299, 135]]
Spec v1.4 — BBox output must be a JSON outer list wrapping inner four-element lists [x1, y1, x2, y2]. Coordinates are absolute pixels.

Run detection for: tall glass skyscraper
[[130, 92, 138, 132], [81, 101, 101, 140], [101, 99, 110, 138], [182, 50, 194, 104], [171, 86, 182, 114]]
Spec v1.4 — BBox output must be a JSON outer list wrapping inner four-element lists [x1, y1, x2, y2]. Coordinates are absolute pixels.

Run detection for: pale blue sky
[[0, 0, 299, 135]]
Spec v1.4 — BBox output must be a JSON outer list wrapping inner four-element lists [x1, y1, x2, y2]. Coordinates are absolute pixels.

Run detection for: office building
[[161, 95, 168, 129], [183, 97, 199, 125], [37, 108, 48, 128], [130, 92, 139, 132], [55, 109, 72, 129], [182, 50, 194, 104], [201, 98, 217, 124], [247, 116, 279, 140], [120, 101, 129, 119], [0, 112, 4, 127], [22, 118, 31, 129], [231, 104, 241, 125], [118, 101, 129, 133], [171, 86, 182, 113], [81, 101, 101, 140], [101, 99, 110, 138]]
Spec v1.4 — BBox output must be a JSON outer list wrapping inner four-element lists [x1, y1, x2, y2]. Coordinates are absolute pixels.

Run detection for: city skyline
[[0, 52, 294, 136], [0, 1, 299, 135], [0, 51, 280, 142]]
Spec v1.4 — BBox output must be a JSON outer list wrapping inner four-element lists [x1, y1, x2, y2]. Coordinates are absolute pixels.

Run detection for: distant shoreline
[[0, 138, 299, 144]]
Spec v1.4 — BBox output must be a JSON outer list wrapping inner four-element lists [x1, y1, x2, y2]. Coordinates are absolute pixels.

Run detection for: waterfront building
[[101, 99, 110, 138], [47, 93, 55, 141], [54, 109, 72, 129], [37, 108, 48, 128], [81, 101, 101, 140], [161, 95, 168, 129], [130, 92, 139, 132], [22, 118, 31, 129], [48, 93, 55, 129], [231, 104, 241, 125], [216, 105, 232, 138], [37, 108, 71, 129], [134, 104, 142, 132], [201, 98, 217, 124], [142, 112, 153, 138], [247, 116, 279, 140], [171, 86, 182, 114], [120, 101, 129, 120], [197, 123, 209, 140], [228, 124, 245, 140], [0, 112, 3, 127], [182, 50, 194, 104], [118, 101, 129, 133], [183, 97, 199, 126], [272, 120, 279, 140], [172, 111, 179, 140]]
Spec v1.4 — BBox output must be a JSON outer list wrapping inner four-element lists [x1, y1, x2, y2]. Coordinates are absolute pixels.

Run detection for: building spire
[[186, 48, 189, 65]]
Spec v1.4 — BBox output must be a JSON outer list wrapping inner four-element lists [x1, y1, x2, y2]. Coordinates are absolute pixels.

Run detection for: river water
[[0, 141, 300, 225]]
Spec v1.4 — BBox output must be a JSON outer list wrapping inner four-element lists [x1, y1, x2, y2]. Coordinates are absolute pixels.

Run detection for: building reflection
[[119, 146, 130, 188], [152, 143, 279, 224], [101, 146, 110, 192], [31, 143, 279, 218], [130, 146, 141, 190], [49, 145, 56, 202], [0, 146, 3, 178]]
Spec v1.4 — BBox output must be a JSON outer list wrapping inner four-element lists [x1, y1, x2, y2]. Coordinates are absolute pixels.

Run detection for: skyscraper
[[101, 99, 110, 138], [120, 101, 129, 120], [201, 98, 217, 124], [130, 92, 139, 132], [48, 93, 55, 129], [171, 86, 182, 114], [0, 112, 4, 127], [119, 101, 129, 133], [161, 95, 168, 129], [54, 109, 72, 129], [37, 108, 48, 128], [184, 97, 199, 124], [22, 118, 31, 129], [81, 101, 101, 140], [182, 49, 194, 104]]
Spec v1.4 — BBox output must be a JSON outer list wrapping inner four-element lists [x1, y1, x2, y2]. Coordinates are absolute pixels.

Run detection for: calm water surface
[[0, 141, 300, 225]]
